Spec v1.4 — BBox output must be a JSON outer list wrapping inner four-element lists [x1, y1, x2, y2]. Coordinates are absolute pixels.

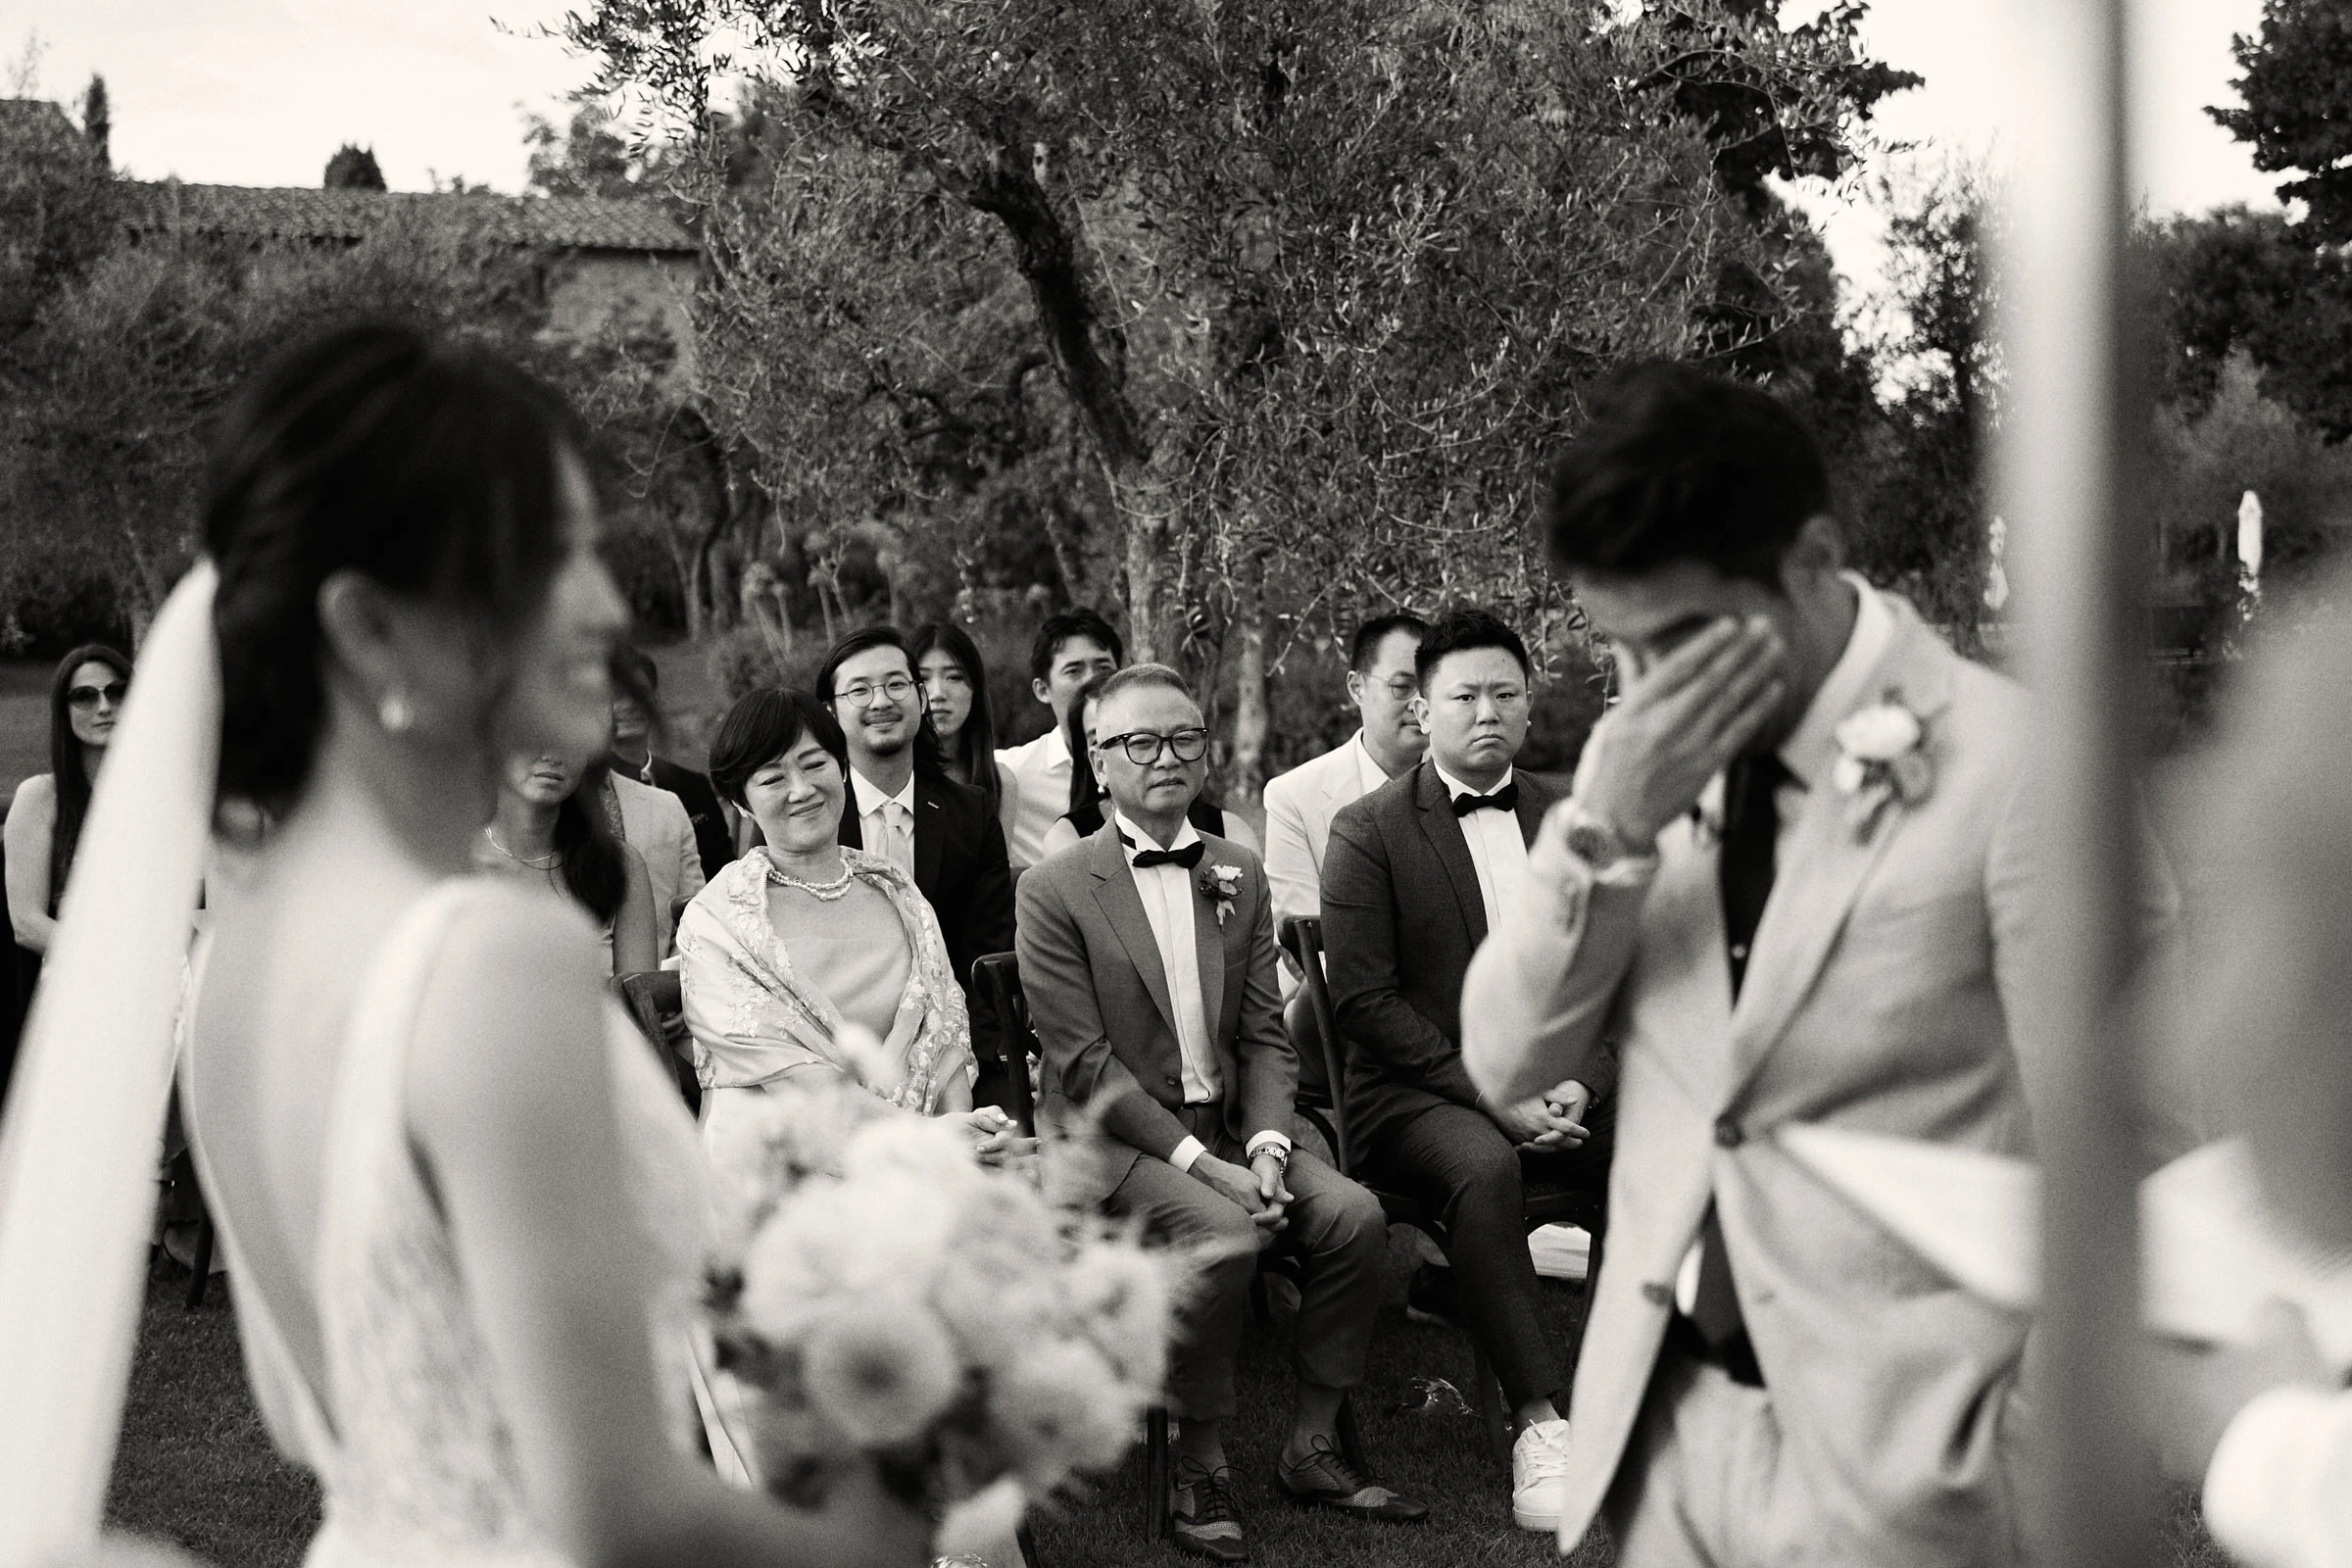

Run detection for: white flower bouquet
[[704, 1080, 1176, 1553]]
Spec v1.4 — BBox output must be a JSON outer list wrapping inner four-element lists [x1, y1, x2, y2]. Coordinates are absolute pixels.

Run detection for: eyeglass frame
[[1094, 726, 1211, 766], [67, 681, 127, 710], [832, 675, 919, 710]]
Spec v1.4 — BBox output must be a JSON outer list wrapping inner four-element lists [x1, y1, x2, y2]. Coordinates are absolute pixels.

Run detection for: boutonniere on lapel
[[1198, 862, 1244, 926], [1831, 692, 1933, 839]]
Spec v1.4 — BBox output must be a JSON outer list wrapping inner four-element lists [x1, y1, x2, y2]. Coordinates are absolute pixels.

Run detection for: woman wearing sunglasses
[[1037, 670, 1260, 859], [3, 646, 132, 1102]]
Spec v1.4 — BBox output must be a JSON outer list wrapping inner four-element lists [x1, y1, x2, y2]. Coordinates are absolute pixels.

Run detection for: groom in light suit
[[1018, 663, 1426, 1562], [1461, 364, 2178, 1566]]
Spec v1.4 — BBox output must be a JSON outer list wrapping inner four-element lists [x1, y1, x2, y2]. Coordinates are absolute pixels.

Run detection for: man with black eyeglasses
[[1017, 663, 1427, 1562], [815, 628, 1014, 1018]]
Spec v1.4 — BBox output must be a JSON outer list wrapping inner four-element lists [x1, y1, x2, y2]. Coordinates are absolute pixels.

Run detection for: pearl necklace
[[482, 826, 561, 870], [763, 852, 856, 901]]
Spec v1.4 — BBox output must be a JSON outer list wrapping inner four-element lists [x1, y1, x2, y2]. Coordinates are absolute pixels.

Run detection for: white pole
[[1994, 0, 2149, 1562]]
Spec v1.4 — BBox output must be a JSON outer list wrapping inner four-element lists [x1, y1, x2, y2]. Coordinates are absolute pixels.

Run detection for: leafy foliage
[[321, 143, 386, 191], [2210, 0, 2352, 244]]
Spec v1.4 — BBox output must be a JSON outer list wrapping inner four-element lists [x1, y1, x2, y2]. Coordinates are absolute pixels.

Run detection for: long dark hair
[[909, 622, 1000, 810], [44, 643, 132, 912], [555, 761, 629, 925], [1063, 669, 1112, 828], [205, 322, 588, 815]]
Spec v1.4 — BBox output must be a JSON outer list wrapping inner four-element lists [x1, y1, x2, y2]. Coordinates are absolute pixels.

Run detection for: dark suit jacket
[[839, 770, 1016, 993], [1015, 821, 1298, 1203], [613, 753, 736, 882], [1321, 760, 1611, 1163]]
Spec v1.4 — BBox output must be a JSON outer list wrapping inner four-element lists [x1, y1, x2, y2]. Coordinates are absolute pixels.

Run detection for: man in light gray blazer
[[1260, 612, 1427, 928], [609, 769, 703, 957], [1460, 364, 2177, 1566], [1018, 664, 1424, 1563]]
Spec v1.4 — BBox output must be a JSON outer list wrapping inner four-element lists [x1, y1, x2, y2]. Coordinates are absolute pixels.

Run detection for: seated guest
[[609, 642, 736, 879], [1320, 606, 1614, 1533], [911, 621, 1019, 835], [1261, 612, 1428, 927], [998, 608, 1123, 874], [1017, 663, 1426, 1561], [603, 740, 704, 960], [816, 628, 1016, 1000], [474, 745, 660, 977], [680, 689, 1017, 1160], [1039, 672, 1261, 858]]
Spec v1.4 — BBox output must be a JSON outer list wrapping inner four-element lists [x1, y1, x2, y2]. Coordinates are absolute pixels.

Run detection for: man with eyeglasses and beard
[[815, 628, 1015, 1026], [1017, 663, 1427, 1563]]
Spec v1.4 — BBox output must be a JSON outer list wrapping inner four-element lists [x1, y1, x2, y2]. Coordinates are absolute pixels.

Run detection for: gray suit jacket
[[1461, 591, 2179, 1563], [1016, 820, 1298, 1204]]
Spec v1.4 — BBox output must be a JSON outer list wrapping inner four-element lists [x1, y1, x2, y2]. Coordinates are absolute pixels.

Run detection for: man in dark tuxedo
[[609, 643, 735, 880], [818, 628, 1018, 1000], [1320, 606, 1615, 1533], [1017, 664, 1426, 1562]]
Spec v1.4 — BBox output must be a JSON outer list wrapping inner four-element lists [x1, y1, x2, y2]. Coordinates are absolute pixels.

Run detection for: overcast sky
[[5, 0, 2285, 294]]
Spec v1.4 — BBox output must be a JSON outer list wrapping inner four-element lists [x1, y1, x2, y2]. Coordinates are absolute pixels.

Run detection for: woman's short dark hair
[[1029, 608, 1124, 685], [1543, 361, 1832, 584], [708, 689, 850, 809], [1414, 607, 1531, 689], [909, 622, 1001, 812], [204, 321, 590, 814], [44, 642, 133, 910]]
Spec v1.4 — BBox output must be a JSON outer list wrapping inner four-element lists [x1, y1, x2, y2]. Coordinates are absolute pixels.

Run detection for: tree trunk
[[1227, 561, 1270, 813]]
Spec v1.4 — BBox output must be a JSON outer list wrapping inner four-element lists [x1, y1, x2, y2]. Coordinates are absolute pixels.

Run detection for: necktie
[[881, 802, 915, 877], [1128, 840, 1205, 870], [1690, 753, 1789, 1366], [1451, 781, 1520, 816]]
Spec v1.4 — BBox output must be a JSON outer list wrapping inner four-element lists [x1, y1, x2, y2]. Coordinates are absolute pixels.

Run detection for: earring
[[378, 691, 414, 734]]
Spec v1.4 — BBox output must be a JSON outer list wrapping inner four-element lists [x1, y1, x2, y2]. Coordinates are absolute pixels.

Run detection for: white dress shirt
[[1432, 760, 1533, 942], [1112, 809, 1291, 1176], [849, 767, 918, 877], [998, 727, 1072, 872], [1352, 731, 1392, 799]]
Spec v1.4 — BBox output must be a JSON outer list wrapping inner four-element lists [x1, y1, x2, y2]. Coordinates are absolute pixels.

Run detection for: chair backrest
[[617, 968, 699, 1117], [969, 952, 1039, 1137], [1277, 915, 1353, 1171]]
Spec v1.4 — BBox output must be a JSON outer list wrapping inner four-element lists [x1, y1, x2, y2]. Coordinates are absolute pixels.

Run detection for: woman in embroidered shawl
[[679, 688, 1018, 1161]]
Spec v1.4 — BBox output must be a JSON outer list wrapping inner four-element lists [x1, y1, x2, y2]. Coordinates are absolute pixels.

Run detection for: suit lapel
[[836, 796, 864, 851], [1411, 762, 1489, 948], [1726, 612, 1958, 1095], [1513, 771, 1557, 849], [1190, 846, 1227, 1032], [1088, 824, 1182, 1040], [912, 780, 946, 898]]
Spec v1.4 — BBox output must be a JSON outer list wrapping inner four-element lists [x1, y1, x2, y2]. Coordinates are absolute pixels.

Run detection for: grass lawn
[[108, 1240, 2232, 1568]]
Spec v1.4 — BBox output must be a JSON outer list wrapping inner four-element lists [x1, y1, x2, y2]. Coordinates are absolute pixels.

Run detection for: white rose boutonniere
[[1198, 862, 1243, 926], [1831, 692, 1933, 839]]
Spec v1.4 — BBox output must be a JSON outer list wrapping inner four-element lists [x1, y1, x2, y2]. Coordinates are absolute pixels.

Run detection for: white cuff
[[1245, 1130, 1293, 1162], [2204, 1384, 2352, 1568], [1169, 1136, 1208, 1174]]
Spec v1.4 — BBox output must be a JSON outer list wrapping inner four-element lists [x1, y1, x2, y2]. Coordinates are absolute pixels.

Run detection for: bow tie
[[1126, 838, 1205, 870], [1452, 782, 1519, 816]]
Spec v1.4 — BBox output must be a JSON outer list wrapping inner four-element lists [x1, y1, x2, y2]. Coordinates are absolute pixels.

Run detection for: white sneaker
[[1510, 1417, 1572, 1532]]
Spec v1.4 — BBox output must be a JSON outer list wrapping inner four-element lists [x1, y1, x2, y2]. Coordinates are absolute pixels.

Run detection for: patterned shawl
[[675, 847, 972, 1112]]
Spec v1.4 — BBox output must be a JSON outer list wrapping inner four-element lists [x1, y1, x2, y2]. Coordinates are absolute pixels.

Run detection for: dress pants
[[1104, 1106, 1386, 1421], [1359, 1097, 1615, 1412]]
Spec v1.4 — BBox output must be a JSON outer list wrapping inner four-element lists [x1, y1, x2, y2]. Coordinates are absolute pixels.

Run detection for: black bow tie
[[1126, 838, 1205, 870], [1451, 782, 1519, 816]]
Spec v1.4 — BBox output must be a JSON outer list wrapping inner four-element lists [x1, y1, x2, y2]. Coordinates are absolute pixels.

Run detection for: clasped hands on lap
[[1490, 1081, 1592, 1152], [1190, 1149, 1295, 1238]]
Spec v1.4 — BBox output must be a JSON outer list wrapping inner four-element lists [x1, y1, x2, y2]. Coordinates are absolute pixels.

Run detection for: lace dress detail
[[202, 882, 711, 1568]]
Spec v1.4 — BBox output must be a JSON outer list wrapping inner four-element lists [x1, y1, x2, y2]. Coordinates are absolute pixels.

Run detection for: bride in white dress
[[0, 324, 927, 1568]]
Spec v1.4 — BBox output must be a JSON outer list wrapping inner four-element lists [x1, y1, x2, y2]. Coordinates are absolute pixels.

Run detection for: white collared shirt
[[1353, 730, 1393, 799], [849, 767, 918, 877], [1112, 809, 1291, 1175], [998, 727, 1072, 871], [1433, 760, 1533, 941]]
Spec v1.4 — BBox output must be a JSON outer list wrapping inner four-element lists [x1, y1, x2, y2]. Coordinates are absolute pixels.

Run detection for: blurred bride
[[0, 324, 925, 1568]]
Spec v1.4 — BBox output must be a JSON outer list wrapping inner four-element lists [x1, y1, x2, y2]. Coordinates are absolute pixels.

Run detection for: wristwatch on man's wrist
[[1560, 803, 1648, 872]]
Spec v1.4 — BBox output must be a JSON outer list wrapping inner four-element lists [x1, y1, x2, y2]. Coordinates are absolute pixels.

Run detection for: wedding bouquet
[[704, 1078, 1176, 1554]]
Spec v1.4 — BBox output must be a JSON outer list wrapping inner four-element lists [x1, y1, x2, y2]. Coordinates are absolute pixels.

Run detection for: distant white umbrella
[[1984, 515, 2012, 612]]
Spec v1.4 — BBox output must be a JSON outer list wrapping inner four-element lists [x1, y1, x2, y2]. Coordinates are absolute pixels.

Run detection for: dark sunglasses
[[68, 681, 127, 710]]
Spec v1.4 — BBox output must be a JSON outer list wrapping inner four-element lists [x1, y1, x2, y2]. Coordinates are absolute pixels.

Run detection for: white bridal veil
[[0, 564, 220, 1565]]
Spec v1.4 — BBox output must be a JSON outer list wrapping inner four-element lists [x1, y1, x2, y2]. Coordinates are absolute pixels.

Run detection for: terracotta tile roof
[[121, 181, 697, 255]]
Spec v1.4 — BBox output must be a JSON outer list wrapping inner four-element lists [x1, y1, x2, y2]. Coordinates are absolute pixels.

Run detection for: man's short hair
[[613, 643, 659, 695], [707, 688, 850, 808], [1348, 612, 1430, 673], [1543, 361, 1832, 583], [814, 625, 912, 705], [1414, 607, 1532, 690], [1030, 608, 1125, 684], [1094, 662, 1195, 717]]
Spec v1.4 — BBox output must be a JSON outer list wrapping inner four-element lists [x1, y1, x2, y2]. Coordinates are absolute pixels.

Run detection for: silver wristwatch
[[1560, 804, 1644, 873]]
